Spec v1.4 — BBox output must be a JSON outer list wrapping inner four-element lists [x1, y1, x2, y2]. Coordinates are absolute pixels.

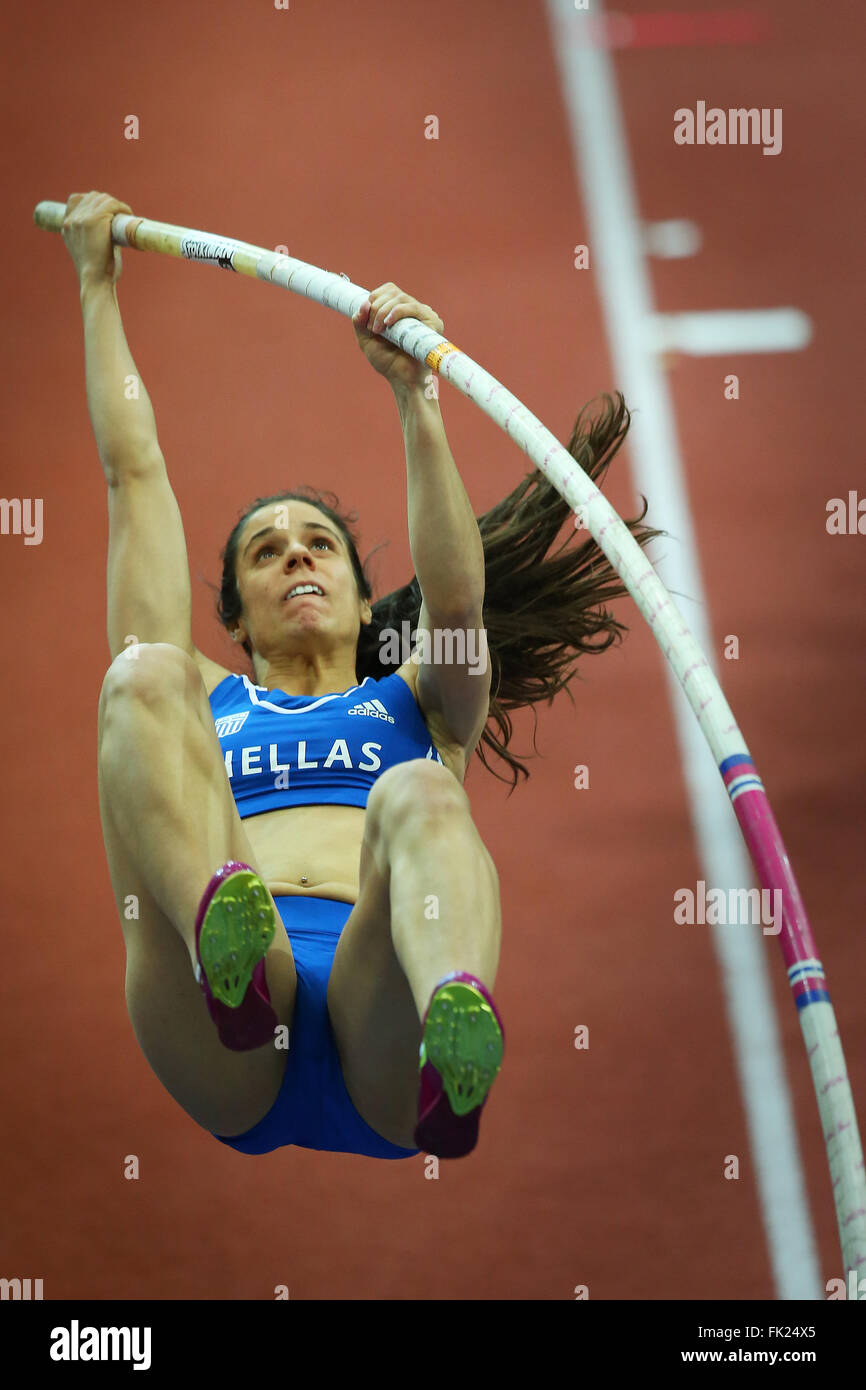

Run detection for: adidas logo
[[346, 698, 395, 724]]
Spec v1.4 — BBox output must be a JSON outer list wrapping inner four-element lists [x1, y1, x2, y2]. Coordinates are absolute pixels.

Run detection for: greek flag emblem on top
[[214, 711, 250, 738]]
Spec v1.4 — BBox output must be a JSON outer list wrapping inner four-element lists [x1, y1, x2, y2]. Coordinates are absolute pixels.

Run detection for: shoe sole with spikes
[[414, 975, 505, 1158], [194, 862, 278, 1050]]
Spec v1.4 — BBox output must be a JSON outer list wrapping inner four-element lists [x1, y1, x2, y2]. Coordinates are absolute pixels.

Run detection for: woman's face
[[233, 500, 371, 660]]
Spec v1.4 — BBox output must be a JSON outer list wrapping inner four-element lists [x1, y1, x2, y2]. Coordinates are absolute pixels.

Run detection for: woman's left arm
[[394, 384, 485, 619], [353, 284, 485, 619]]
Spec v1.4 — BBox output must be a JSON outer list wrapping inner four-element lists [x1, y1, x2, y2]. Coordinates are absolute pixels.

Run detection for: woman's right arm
[[68, 193, 230, 690], [79, 274, 191, 656]]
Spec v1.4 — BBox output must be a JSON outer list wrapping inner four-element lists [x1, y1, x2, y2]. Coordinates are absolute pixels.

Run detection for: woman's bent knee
[[367, 759, 468, 849], [99, 643, 203, 716]]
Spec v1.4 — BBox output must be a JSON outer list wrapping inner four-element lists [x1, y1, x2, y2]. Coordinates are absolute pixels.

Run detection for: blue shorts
[[212, 894, 420, 1160]]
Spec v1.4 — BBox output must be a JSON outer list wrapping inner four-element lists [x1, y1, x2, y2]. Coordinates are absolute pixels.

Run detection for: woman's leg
[[327, 759, 501, 1148], [97, 642, 297, 1136]]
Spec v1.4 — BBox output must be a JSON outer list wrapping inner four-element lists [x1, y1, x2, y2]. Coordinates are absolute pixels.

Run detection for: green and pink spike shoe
[[414, 971, 505, 1158], [193, 861, 278, 1051]]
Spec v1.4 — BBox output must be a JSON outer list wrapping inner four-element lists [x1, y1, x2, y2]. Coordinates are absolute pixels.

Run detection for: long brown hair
[[211, 392, 664, 792]]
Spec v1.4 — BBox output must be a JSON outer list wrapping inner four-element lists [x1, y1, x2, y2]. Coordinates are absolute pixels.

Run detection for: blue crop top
[[209, 669, 445, 818]]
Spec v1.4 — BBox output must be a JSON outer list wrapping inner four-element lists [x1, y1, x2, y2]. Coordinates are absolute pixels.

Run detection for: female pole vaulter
[[65, 190, 659, 1162]]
